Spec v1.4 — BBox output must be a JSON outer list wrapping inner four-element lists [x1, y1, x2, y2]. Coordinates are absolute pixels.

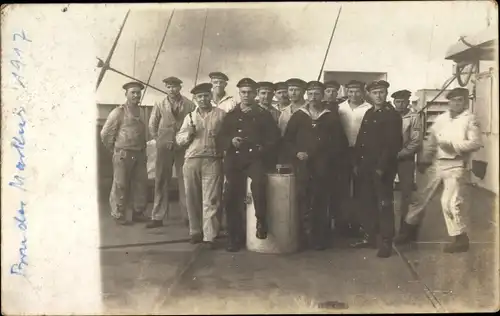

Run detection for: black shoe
[[443, 233, 469, 253], [115, 217, 133, 226], [146, 220, 163, 229], [133, 213, 149, 223], [226, 240, 241, 252], [190, 234, 203, 244], [350, 235, 377, 249], [256, 220, 268, 240], [377, 240, 392, 258], [394, 222, 418, 245]]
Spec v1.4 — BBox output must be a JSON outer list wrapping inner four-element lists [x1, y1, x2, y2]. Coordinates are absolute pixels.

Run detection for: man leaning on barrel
[[216, 78, 281, 252], [283, 81, 345, 251]]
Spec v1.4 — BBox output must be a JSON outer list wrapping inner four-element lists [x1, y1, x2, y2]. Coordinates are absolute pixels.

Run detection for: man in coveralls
[[147, 77, 196, 228], [100, 82, 149, 225], [217, 78, 281, 252], [350, 80, 402, 258], [273, 81, 291, 112], [283, 81, 346, 250], [395, 87, 482, 253], [176, 83, 227, 249], [391, 90, 422, 230]]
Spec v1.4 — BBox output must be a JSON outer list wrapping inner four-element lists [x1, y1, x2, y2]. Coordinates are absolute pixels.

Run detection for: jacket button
[[249, 148, 253, 152], [238, 129, 242, 133], [236, 150, 240, 154], [361, 156, 364, 159]]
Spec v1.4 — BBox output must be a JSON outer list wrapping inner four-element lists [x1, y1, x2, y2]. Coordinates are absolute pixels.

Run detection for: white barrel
[[246, 173, 299, 253]]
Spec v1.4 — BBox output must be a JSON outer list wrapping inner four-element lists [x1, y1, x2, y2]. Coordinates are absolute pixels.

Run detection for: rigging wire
[[317, 6, 342, 81], [194, 9, 209, 87], [140, 9, 176, 105]]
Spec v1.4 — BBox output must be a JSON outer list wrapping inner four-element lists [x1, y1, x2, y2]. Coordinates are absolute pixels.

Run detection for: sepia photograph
[[2, 2, 499, 315]]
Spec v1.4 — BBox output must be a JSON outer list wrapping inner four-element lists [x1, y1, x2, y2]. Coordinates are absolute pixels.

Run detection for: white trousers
[[405, 160, 468, 237], [183, 157, 223, 242]]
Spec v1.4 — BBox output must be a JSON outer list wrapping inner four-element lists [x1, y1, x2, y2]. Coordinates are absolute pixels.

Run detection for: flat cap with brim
[[391, 89, 412, 99], [163, 76, 183, 85], [345, 80, 365, 89], [209, 72, 229, 81], [237, 77, 257, 88], [306, 81, 325, 90], [446, 87, 469, 100], [324, 80, 340, 89], [123, 81, 144, 91], [191, 82, 213, 95], [257, 81, 275, 91], [286, 78, 307, 89], [274, 82, 288, 91], [366, 80, 390, 91]]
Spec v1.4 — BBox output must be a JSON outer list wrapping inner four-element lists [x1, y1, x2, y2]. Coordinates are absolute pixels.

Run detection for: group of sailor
[[100, 71, 483, 257]]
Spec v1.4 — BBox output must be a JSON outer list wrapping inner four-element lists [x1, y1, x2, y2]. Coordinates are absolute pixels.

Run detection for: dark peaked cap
[[286, 78, 307, 89], [191, 83, 213, 95], [366, 80, 390, 91], [209, 72, 229, 81], [324, 80, 340, 89], [237, 78, 257, 88], [123, 81, 144, 90], [446, 87, 469, 100], [306, 81, 325, 90], [391, 89, 412, 99], [163, 76, 183, 85], [257, 81, 275, 90], [274, 82, 288, 91], [345, 80, 365, 89]]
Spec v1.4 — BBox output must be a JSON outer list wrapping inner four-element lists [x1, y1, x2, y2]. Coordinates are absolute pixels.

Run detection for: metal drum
[[246, 172, 299, 254]]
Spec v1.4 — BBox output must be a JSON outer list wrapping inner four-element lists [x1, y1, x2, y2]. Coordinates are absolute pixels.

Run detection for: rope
[[194, 9, 209, 87], [317, 6, 342, 81], [140, 9, 176, 105]]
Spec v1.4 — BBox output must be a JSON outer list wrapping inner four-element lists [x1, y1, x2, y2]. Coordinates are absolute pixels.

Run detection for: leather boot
[[146, 220, 163, 229], [377, 239, 393, 258], [394, 222, 418, 245], [190, 233, 203, 244], [443, 233, 469, 253], [226, 238, 242, 252]]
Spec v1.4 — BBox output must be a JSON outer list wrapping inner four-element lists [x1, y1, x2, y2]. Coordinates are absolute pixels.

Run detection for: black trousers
[[336, 149, 362, 231], [224, 160, 267, 243], [295, 162, 331, 247], [354, 168, 397, 241]]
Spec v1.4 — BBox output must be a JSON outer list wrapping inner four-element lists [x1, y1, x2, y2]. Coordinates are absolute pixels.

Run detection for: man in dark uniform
[[257, 81, 281, 123], [273, 81, 290, 112], [323, 80, 341, 112], [217, 78, 281, 252], [350, 80, 403, 258], [283, 81, 345, 250]]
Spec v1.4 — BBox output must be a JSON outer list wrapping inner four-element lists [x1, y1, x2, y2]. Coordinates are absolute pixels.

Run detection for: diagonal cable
[[317, 6, 342, 81], [140, 9, 176, 105]]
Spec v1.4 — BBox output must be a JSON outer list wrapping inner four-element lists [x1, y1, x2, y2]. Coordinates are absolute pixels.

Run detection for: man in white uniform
[[210, 71, 236, 113], [176, 83, 227, 249], [395, 87, 483, 253], [336, 80, 373, 237]]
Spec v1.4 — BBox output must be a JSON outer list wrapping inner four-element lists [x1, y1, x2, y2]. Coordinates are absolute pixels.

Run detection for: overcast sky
[[93, 2, 495, 105]]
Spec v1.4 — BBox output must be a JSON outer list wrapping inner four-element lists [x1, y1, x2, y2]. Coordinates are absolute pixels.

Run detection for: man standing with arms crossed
[[217, 78, 281, 252], [101, 82, 149, 225], [257, 81, 281, 123], [350, 80, 402, 258], [273, 81, 290, 112], [395, 88, 482, 253], [147, 77, 196, 228], [176, 83, 227, 249], [337, 80, 373, 238], [391, 90, 422, 231]]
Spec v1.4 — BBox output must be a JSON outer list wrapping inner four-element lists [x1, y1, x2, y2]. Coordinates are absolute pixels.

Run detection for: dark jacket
[[354, 102, 403, 174], [216, 103, 280, 170], [283, 104, 346, 176]]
